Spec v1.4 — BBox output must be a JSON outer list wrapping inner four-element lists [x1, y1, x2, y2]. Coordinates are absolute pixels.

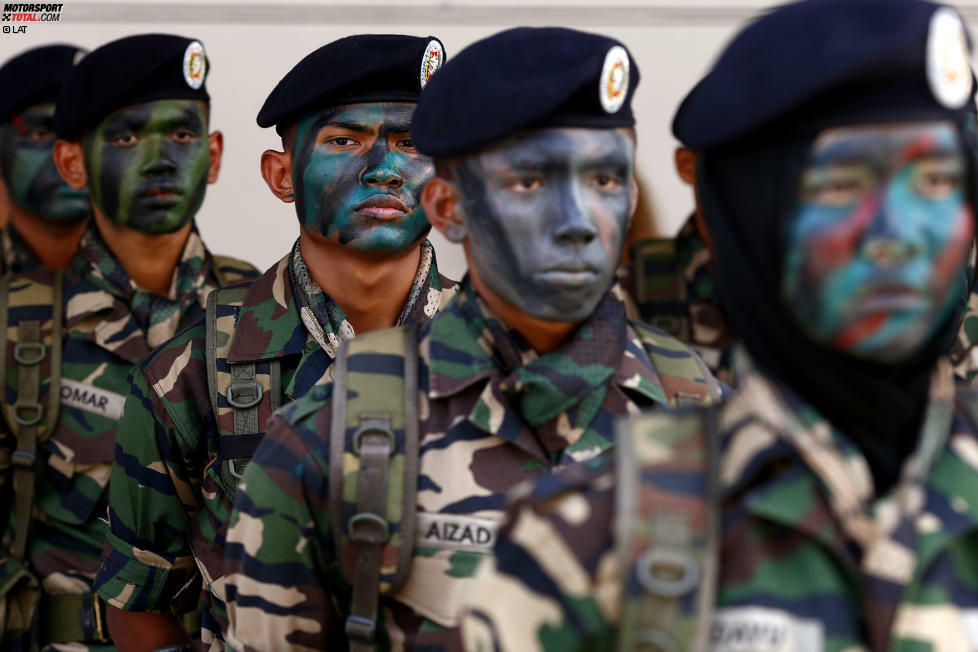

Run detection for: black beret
[[673, 0, 975, 149], [257, 34, 446, 133], [412, 27, 640, 158], [55, 33, 210, 141], [0, 44, 85, 122]]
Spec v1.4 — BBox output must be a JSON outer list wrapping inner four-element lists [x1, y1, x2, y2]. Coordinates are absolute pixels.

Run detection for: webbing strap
[[615, 408, 719, 651], [38, 591, 109, 644], [330, 326, 420, 651], [12, 320, 41, 562]]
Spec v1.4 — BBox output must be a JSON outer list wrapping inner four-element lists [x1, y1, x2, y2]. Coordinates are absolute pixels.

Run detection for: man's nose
[[861, 188, 922, 266], [361, 142, 404, 189], [554, 188, 597, 245], [141, 137, 178, 176]]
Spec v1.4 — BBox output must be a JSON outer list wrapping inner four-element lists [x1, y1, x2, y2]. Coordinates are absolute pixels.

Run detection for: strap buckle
[[347, 512, 390, 544], [11, 450, 36, 468], [345, 614, 377, 646], [13, 401, 43, 426], [227, 458, 247, 479], [636, 547, 700, 597], [13, 341, 45, 365], [226, 381, 262, 409], [352, 415, 395, 456]]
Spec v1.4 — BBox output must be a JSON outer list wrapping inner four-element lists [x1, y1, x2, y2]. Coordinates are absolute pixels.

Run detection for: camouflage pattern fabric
[[222, 281, 718, 652], [1, 226, 40, 275], [0, 223, 257, 651], [459, 352, 978, 652], [631, 215, 734, 385], [950, 285, 978, 383], [94, 239, 455, 650]]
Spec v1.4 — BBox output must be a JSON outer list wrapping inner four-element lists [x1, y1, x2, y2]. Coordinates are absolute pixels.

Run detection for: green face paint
[[83, 99, 210, 234], [292, 102, 434, 252], [0, 103, 90, 223]]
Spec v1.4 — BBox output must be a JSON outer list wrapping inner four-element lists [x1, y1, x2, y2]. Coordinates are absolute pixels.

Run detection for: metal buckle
[[11, 450, 35, 468], [352, 415, 395, 456], [226, 381, 262, 409], [13, 341, 45, 365], [347, 512, 389, 544], [636, 547, 700, 597], [633, 628, 680, 652], [345, 614, 377, 646], [13, 401, 42, 426], [228, 458, 248, 479]]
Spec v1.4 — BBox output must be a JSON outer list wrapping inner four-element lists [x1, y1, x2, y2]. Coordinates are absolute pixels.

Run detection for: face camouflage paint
[[0, 103, 90, 223], [83, 99, 210, 234], [782, 121, 974, 362], [453, 127, 634, 323], [292, 102, 433, 252]]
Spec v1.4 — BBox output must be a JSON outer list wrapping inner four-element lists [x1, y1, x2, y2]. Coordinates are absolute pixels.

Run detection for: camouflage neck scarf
[[2, 225, 38, 274], [290, 238, 440, 358], [459, 281, 628, 456], [73, 223, 212, 347]]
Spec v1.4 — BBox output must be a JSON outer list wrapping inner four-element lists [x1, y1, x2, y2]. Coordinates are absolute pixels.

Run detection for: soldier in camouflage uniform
[[0, 34, 259, 650], [222, 27, 722, 652], [94, 35, 458, 651], [0, 45, 92, 274], [459, 2, 978, 650]]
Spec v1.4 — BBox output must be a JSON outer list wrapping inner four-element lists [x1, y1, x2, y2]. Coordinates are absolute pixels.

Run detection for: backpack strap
[[615, 407, 719, 651], [210, 254, 260, 288], [328, 324, 420, 651], [630, 318, 723, 407], [0, 270, 64, 561], [204, 287, 281, 495]]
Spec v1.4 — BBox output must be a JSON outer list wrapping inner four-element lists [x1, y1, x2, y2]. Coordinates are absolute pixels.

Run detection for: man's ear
[[674, 146, 698, 186], [422, 176, 467, 243], [207, 130, 224, 184], [628, 175, 639, 222], [261, 148, 294, 204], [53, 139, 87, 190]]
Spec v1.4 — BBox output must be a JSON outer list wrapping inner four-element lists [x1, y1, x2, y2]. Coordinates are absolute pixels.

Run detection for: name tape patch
[[60, 378, 125, 421], [711, 606, 823, 652], [416, 513, 499, 553]]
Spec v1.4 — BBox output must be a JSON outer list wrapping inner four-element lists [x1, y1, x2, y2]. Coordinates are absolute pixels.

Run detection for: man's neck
[[468, 271, 579, 355], [93, 212, 193, 296], [299, 228, 423, 334], [8, 206, 88, 270]]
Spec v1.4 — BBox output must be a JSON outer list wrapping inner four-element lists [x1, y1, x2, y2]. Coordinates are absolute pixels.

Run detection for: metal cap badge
[[926, 7, 972, 109], [183, 40, 206, 90], [420, 39, 444, 89], [600, 45, 630, 114]]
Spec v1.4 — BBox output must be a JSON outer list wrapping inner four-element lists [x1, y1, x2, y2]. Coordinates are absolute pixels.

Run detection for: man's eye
[[26, 127, 52, 142], [397, 138, 415, 149], [327, 137, 357, 147], [802, 175, 871, 206], [913, 164, 961, 199], [593, 174, 622, 190], [110, 133, 138, 146], [508, 177, 543, 192], [172, 129, 197, 143]]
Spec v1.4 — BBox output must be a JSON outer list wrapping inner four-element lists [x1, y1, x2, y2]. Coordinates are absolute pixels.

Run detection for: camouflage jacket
[[950, 285, 978, 383], [630, 215, 734, 385], [94, 240, 455, 650], [1, 226, 40, 275], [221, 281, 721, 652], [459, 352, 978, 652], [0, 224, 258, 650]]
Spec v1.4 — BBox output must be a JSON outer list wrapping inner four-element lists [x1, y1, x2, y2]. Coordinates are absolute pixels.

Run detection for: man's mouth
[[354, 195, 409, 219], [855, 283, 926, 312], [139, 186, 183, 206], [537, 263, 600, 286]]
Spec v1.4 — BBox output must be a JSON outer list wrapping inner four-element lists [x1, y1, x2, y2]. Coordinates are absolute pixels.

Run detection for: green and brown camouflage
[[630, 215, 733, 386], [950, 285, 978, 384], [1, 226, 40, 275], [222, 280, 721, 652], [460, 352, 978, 652], [0, 223, 258, 651], [94, 239, 455, 650]]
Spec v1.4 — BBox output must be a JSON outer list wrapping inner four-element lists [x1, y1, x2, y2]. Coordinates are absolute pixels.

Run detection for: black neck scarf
[[699, 127, 973, 494]]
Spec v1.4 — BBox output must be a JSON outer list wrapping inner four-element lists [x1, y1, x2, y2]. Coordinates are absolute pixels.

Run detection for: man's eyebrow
[[319, 119, 372, 133]]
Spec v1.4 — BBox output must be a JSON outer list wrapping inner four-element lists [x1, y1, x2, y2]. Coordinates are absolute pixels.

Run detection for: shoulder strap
[[328, 324, 420, 651], [204, 287, 281, 496], [630, 319, 723, 407], [0, 270, 64, 560], [210, 254, 260, 288], [615, 407, 719, 651]]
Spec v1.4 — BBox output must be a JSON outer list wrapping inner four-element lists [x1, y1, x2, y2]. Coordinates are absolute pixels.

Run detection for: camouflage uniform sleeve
[[460, 460, 620, 652], [224, 409, 342, 652], [95, 343, 206, 614], [0, 420, 14, 535]]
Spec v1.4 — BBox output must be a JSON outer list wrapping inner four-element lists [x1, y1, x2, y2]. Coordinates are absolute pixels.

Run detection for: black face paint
[[292, 102, 434, 252], [453, 127, 634, 322], [0, 103, 90, 222], [83, 99, 210, 234]]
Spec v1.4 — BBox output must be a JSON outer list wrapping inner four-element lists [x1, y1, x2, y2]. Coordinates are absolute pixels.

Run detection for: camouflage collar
[[226, 254, 307, 364], [1, 225, 39, 274]]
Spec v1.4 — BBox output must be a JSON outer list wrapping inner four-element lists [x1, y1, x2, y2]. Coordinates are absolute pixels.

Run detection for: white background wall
[[4, 0, 978, 279]]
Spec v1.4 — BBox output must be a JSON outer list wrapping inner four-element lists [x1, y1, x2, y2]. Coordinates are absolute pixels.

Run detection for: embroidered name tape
[[60, 378, 125, 421], [416, 513, 499, 553], [711, 606, 823, 652]]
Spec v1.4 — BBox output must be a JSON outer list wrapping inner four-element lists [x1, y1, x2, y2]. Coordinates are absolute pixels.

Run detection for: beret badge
[[183, 40, 206, 90], [420, 39, 444, 89], [926, 7, 972, 109], [600, 45, 629, 114]]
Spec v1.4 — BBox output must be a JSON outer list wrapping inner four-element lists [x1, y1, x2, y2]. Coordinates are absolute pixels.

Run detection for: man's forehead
[[306, 101, 416, 129], [812, 120, 959, 154], [477, 126, 634, 163], [103, 98, 207, 124]]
